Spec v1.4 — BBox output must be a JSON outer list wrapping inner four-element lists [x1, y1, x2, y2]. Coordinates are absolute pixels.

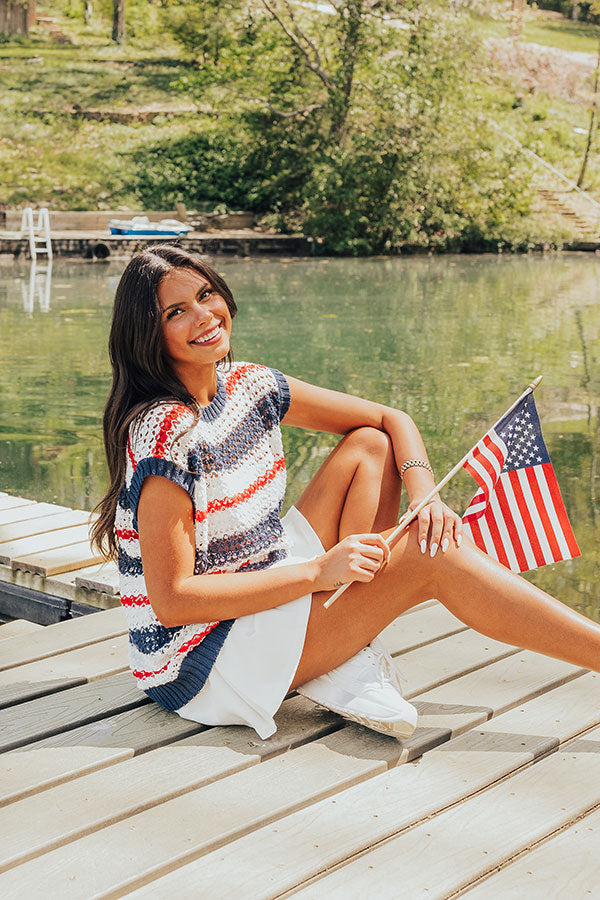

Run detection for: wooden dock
[[0, 495, 598, 895], [0, 493, 118, 623], [0, 230, 313, 260]]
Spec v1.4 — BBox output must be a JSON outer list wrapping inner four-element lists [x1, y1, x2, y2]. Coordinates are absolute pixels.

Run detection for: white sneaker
[[296, 642, 418, 738]]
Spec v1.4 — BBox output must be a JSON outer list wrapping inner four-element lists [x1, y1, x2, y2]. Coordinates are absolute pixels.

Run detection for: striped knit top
[[115, 362, 291, 711]]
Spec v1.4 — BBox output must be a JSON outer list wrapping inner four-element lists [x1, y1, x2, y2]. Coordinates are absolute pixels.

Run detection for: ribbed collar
[[200, 372, 227, 422]]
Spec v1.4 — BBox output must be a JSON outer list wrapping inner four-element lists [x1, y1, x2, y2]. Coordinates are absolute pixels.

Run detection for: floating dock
[[0, 493, 117, 623], [0, 494, 598, 896], [0, 230, 313, 259]]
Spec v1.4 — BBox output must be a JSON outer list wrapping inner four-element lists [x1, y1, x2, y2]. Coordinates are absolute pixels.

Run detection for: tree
[[577, 0, 600, 187], [112, 0, 125, 43], [0, 0, 31, 36], [577, 37, 600, 187]]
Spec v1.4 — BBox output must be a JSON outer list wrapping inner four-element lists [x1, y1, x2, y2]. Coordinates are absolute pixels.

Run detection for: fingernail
[[430, 542, 438, 558], [420, 540, 426, 555], [442, 538, 449, 553], [457, 534, 462, 547]]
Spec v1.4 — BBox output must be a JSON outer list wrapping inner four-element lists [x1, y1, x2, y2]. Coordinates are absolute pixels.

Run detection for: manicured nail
[[442, 538, 449, 553], [420, 540, 426, 555], [457, 534, 462, 547], [430, 542, 438, 558]]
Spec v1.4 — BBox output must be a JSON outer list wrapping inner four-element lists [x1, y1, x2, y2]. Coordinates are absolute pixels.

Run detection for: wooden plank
[[0, 728, 397, 897], [74, 561, 120, 596], [0, 523, 94, 566], [0, 671, 146, 753], [12, 540, 102, 576], [0, 497, 34, 513], [399, 650, 585, 759], [0, 605, 468, 800], [0, 745, 132, 808], [290, 723, 600, 899], [397, 629, 518, 699], [0, 634, 129, 709], [461, 805, 600, 899], [129, 671, 599, 900], [381, 602, 466, 654], [0, 605, 126, 671], [1, 563, 79, 603], [0, 694, 335, 808], [0, 503, 70, 527], [0, 620, 43, 641], [0, 695, 344, 870], [0, 510, 91, 544]]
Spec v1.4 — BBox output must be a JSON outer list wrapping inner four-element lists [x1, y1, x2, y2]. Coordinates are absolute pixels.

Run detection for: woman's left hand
[[407, 495, 463, 557]]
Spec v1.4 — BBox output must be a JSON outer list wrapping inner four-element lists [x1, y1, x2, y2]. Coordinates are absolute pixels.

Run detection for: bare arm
[[138, 476, 389, 627]]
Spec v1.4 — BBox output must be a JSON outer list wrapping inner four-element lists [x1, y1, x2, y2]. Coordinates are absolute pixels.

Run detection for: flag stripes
[[461, 393, 580, 574]]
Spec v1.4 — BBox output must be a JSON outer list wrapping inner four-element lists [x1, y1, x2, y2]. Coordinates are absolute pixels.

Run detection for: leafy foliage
[[130, 0, 536, 253]]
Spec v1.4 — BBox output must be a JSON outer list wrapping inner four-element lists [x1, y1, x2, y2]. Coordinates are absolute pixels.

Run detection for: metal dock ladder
[[20, 207, 53, 261]]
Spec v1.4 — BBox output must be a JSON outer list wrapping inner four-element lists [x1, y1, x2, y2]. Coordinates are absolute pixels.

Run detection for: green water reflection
[[0, 254, 598, 617]]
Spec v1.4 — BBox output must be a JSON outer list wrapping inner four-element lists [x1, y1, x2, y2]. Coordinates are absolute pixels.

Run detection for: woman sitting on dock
[[92, 245, 600, 740]]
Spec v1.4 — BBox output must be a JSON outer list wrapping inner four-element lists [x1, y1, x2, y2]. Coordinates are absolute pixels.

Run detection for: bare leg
[[290, 430, 600, 689], [292, 527, 600, 687], [295, 426, 403, 548]]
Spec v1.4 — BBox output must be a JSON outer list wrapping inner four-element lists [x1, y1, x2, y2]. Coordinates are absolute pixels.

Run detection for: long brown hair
[[91, 245, 238, 559]]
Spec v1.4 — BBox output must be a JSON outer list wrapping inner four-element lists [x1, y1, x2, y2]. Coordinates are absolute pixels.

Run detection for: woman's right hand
[[314, 533, 390, 593]]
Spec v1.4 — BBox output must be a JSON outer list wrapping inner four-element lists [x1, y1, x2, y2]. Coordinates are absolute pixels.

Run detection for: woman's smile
[[190, 323, 224, 345]]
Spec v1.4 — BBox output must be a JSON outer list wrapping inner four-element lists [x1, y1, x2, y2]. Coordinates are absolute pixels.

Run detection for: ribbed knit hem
[[129, 457, 198, 532], [271, 368, 291, 420], [143, 618, 234, 711]]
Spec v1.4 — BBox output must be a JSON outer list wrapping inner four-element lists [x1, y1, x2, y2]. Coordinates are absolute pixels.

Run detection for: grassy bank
[[1, 3, 598, 248]]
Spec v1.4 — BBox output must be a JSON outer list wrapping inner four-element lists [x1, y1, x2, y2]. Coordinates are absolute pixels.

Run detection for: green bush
[[129, 3, 536, 254]]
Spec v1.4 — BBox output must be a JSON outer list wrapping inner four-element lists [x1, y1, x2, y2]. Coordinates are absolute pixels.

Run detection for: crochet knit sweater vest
[[115, 362, 291, 710]]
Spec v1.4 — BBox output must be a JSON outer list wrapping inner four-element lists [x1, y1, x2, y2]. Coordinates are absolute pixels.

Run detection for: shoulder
[[222, 362, 290, 420], [129, 401, 197, 463]]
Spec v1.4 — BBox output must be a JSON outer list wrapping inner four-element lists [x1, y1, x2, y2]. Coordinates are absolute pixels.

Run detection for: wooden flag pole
[[323, 375, 543, 609]]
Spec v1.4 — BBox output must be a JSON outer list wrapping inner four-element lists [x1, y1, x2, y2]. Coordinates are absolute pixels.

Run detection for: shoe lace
[[365, 644, 406, 692]]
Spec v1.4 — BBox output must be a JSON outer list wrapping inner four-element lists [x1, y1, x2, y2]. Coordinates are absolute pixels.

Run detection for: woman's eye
[[199, 289, 212, 301], [166, 308, 183, 319]]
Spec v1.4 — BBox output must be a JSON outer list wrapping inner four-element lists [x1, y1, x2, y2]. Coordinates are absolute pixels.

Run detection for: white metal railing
[[19, 207, 53, 261]]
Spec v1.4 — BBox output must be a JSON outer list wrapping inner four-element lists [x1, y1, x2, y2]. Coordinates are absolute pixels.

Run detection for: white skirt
[[176, 506, 324, 739]]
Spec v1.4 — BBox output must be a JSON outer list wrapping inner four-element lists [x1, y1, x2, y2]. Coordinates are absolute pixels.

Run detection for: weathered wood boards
[[0, 605, 126, 671], [0, 634, 129, 708], [0, 494, 102, 596], [0, 510, 91, 546], [0, 620, 42, 641], [126, 671, 599, 900], [0, 583, 596, 898], [292, 721, 600, 899], [462, 803, 600, 898]]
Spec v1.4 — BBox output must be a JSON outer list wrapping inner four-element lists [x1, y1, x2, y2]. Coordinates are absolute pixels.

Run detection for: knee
[[345, 427, 392, 464]]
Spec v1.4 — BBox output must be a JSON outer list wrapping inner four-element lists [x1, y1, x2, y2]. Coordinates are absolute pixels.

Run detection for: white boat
[[108, 216, 192, 236]]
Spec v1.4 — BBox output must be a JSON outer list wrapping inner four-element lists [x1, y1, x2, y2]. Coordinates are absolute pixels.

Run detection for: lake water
[[0, 253, 598, 617]]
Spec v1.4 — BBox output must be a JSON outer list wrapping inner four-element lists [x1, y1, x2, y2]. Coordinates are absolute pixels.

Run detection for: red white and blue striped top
[[115, 362, 291, 710]]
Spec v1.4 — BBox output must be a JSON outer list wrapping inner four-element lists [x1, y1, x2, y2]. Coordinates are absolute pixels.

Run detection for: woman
[[93, 245, 600, 742]]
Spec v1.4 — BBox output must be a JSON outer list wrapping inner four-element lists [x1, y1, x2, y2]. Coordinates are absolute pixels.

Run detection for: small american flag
[[462, 393, 580, 573]]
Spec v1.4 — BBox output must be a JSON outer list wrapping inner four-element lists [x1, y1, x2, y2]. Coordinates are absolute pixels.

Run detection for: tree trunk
[[329, 0, 365, 142], [83, 0, 92, 25], [0, 0, 31, 36], [577, 37, 600, 188], [571, 2, 580, 21], [112, 0, 125, 44]]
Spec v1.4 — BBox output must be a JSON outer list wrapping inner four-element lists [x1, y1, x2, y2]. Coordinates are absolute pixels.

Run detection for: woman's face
[[158, 267, 232, 375]]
